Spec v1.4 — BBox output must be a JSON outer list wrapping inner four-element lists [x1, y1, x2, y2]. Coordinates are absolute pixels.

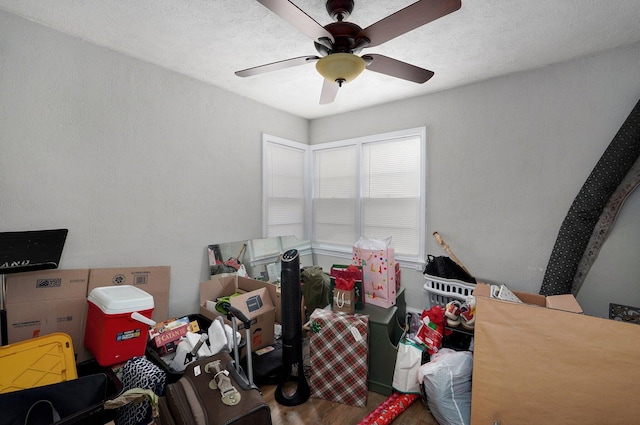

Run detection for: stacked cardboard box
[[4, 269, 89, 352], [4, 266, 170, 364], [200, 274, 277, 351]]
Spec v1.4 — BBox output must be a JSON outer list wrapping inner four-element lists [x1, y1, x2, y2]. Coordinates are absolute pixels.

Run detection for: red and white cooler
[[84, 285, 154, 366]]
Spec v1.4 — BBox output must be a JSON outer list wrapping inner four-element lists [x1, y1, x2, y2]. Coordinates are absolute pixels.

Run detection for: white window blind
[[311, 128, 426, 264], [362, 137, 422, 256], [313, 145, 358, 246], [262, 128, 427, 267], [262, 135, 308, 239]]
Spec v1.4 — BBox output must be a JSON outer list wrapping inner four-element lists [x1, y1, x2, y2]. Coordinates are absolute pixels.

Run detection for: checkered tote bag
[[308, 309, 369, 407], [115, 356, 166, 425]]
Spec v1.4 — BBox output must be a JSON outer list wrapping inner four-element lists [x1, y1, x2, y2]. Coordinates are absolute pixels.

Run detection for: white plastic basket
[[423, 274, 476, 307]]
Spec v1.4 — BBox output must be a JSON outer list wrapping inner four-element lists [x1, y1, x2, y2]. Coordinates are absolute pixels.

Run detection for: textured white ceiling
[[1, 0, 640, 119]]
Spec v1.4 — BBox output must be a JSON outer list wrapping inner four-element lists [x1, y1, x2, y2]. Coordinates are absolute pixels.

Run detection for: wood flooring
[[259, 384, 439, 425]]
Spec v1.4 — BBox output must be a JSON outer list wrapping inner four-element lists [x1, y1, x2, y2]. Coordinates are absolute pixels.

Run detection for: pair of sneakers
[[444, 296, 476, 330]]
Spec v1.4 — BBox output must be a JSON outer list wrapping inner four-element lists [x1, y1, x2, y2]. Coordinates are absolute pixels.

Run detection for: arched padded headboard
[[540, 99, 640, 296]]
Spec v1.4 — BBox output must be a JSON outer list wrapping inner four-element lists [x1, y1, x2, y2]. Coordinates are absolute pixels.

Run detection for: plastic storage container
[[0, 332, 77, 394], [84, 285, 154, 366]]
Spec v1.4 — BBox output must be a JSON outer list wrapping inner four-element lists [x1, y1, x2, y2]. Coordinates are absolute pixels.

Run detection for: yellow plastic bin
[[0, 332, 77, 394]]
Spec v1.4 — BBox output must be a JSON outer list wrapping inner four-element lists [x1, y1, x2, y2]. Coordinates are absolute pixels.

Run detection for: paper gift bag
[[352, 238, 397, 308], [392, 336, 425, 394], [333, 288, 355, 314], [330, 265, 364, 309], [330, 278, 363, 311], [309, 308, 369, 407]]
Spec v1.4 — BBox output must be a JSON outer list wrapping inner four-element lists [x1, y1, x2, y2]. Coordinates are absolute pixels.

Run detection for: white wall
[[2, 10, 639, 319], [0, 11, 308, 317], [311, 43, 640, 317]]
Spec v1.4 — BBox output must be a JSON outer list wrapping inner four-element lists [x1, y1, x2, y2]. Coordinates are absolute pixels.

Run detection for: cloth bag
[[116, 357, 166, 425], [308, 308, 369, 407], [0, 374, 108, 425], [352, 237, 397, 308], [423, 255, 476, 284], [301, 266, 331, 320]]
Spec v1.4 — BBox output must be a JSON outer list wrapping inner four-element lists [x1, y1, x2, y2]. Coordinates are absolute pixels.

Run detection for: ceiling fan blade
[[256, 0, 335, 44], [363, 54, 434, 83], [319, 79, 339, 104], [358, 0, 461, 48], [235, 55, 320, 77]]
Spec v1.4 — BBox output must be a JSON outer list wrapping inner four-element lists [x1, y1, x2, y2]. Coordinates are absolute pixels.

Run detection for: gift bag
[[415, 305, 446, 355], [392, 334, 425, 394], [330, 278, 363, 310], [330, 264, 364, 309], [309, 308, 369, 407], [352, 237, 397, 308], [333, 287, 355, 314]]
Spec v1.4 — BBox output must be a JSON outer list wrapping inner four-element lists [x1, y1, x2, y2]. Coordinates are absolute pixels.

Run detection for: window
[[262, 134, 308, 240], [262, 127, 427, 267], [311, 127, 427, 266]]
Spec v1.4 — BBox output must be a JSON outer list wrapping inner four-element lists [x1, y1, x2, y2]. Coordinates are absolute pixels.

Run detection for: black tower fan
[[274, 249, 310, 406]]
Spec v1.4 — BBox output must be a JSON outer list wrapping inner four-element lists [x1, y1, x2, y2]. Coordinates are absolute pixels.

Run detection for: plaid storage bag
[[308, 308, 369, 407]]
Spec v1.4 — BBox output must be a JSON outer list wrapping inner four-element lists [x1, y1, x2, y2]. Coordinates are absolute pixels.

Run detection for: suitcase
[[160, 354, 271, 425], [157, 305, 272, 425]]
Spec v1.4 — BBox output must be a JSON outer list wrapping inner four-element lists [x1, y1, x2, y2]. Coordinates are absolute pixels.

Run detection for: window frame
[[310, 127, 427, 268], [262, 127, 427, 269], [261, 133, 310, 240]]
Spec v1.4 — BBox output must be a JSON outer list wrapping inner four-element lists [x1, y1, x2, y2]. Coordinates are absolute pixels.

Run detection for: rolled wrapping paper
[[357, 393, 419, 425]]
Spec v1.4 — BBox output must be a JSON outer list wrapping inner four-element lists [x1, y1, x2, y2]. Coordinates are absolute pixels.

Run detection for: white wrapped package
[[418, 348, 473, 425]]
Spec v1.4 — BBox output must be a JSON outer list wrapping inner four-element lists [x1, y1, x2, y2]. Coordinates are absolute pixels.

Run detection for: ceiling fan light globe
[[316, 53, 365, 84]]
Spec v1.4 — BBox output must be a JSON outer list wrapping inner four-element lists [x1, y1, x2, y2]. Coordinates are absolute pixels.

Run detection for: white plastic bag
[[418, 348, 473, 425]]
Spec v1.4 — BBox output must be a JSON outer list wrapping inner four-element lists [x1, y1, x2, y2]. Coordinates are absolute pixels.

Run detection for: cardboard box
[[88, 266, 170, 323], [76, 266, 170, 363], [199, 275, 277, 351], [4, 269, 90, 362], [261, 281, 281, 323], [471, 282, 640, 424], [475, 281, 583, 312]]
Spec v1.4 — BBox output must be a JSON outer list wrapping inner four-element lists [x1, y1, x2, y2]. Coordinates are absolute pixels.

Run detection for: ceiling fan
[[235, 0, 461, 104]]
